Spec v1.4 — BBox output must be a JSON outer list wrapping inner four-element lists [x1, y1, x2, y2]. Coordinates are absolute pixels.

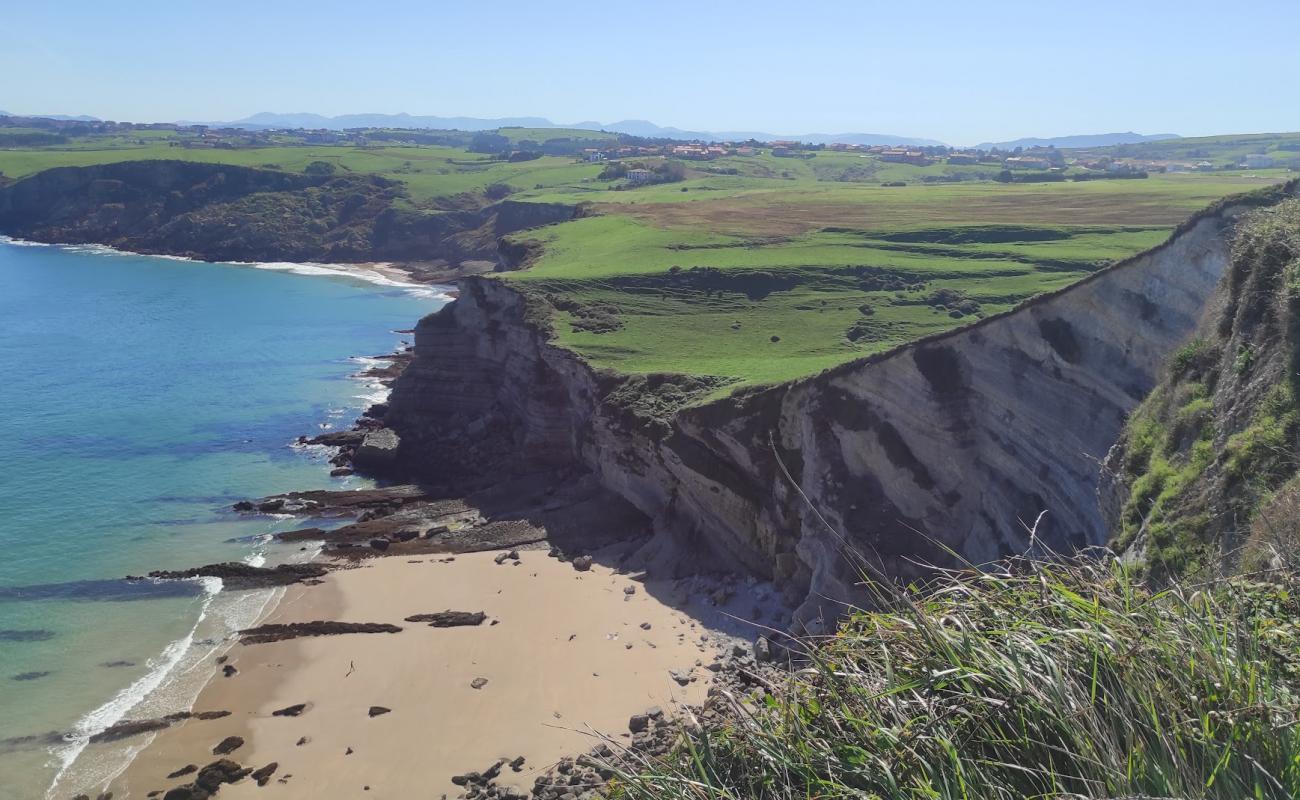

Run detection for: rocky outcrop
[[238, 621, 402, 645], [385, 183, 1299, 629], [0, 161, 577, 266], [144, 562, 328, 589]]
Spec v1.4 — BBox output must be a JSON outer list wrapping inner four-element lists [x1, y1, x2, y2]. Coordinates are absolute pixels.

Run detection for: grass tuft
[[610, 556, 1300, 800]]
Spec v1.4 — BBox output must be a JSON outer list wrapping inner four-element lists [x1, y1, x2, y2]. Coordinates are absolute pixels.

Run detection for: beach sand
[[109, 548, 762, 798]]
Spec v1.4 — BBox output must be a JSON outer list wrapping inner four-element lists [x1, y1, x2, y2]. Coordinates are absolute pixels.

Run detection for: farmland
[[0, 120, 1293, 392]]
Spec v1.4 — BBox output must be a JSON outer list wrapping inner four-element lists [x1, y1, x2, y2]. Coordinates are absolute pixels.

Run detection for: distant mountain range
[[0, 109, 1182, 151], [197, 112, 943, 146], [973, 132, 1180, 150], [0, 111, 100, 122]]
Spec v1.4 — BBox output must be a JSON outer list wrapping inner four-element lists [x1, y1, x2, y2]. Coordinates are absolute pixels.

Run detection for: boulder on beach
[[211, 735, 244, 755], [352, 428, 400, 471], [403, 610, 487, 627]]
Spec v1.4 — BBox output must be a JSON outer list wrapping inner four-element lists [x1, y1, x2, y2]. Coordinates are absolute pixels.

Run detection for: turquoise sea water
[[0, 239, 443, 796]]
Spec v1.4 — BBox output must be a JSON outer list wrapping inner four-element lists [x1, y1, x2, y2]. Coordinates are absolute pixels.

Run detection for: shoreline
[[0, 234, 456, 300], [25, 285, 432, 798]]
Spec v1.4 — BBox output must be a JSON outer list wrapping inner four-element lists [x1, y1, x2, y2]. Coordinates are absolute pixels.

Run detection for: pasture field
[[504, 171, 1288, 390]]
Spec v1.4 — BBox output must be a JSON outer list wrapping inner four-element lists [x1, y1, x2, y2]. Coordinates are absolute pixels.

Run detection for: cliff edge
[[384, 182, 1299, 628]]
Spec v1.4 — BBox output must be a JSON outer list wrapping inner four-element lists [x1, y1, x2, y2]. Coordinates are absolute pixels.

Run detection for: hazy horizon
[[4, 0, 1299, 145]]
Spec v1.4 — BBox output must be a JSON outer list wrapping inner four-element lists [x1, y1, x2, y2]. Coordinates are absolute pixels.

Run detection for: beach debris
[[623, 585, 636, 596], [251, 762, 278, 787], [628, 713, 650, 733], [166, 764, 198, 779], [493, 552, 510, 565], [211, 736, 244, 756], [507, 550, 520, 560], [670, 668, 693, 686], [509, 755, 526, 771], [640, 622, 652, 630], [404, 610, 486, 628], [295, 736, 309, 746], [346, 747, 354, 755], [470, 677, 489, 689], [221, 664, 237, 678], [239, 621, 402, 645], [271, 703, 308, 717], [572, 555, 593, 571], [367, 706, 391, 717]]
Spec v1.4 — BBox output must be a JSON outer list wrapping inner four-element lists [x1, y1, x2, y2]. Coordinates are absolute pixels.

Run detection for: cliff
[[1101, 196, 1300, 579], [0, 160, 577, 265], [385, 181, 1299, 629]]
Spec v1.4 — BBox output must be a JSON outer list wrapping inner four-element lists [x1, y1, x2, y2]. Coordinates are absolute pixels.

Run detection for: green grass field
[[503, 172, 1286, 390], [1, 124, 1293, 393]]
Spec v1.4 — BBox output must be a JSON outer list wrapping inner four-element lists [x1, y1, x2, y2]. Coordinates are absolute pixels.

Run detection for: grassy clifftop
[[502, 178, 1278, 391], [1110, 198, 1300, 579]]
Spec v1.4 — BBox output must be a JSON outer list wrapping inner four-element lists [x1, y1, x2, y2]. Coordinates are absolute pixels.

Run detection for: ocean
[[0, 239, 444, 796]]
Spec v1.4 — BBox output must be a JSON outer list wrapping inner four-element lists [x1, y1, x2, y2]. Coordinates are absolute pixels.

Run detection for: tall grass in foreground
[[613, 557, 1300, 799]]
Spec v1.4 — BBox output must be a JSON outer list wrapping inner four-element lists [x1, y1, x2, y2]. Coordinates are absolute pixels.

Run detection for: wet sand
[[110, 548, 759, 798]]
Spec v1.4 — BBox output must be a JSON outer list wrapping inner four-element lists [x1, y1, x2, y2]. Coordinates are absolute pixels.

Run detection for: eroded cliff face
[[385, 186, 1298, 628]]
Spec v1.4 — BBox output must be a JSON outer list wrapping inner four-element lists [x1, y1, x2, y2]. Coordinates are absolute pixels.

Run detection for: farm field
[[504, 172, 1287, 390]]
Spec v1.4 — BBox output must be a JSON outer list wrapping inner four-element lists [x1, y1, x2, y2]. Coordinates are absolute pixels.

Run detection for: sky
[[3, 0, 1297, 145]]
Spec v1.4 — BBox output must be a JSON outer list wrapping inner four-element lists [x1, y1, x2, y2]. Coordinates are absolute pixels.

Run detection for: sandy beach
[[102, 546, 774, 799]]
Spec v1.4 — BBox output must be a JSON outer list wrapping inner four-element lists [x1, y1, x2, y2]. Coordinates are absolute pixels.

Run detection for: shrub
[[484, 182, 514, 200], [303, 160, 336, 176]]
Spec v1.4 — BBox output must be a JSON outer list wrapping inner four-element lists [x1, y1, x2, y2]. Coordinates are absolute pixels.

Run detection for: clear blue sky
[[3, 0, 1297, 145]]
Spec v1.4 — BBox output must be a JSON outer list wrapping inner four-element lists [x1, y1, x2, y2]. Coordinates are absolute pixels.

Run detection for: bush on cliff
[[1113, 198, 1300, 580], [613, 556, 1300, 800]]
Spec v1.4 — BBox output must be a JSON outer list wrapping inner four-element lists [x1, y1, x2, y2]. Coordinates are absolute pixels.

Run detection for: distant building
[[946, 153, 979, 165], [1196, 161, 1216, 172], [625, 168, 654, 184], [771, 147, 795, 157], [1242, 153, 1274, 168], [880, 149, 932, 166], [735, 146, 756, 156], [584, 150, 606, 162]]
